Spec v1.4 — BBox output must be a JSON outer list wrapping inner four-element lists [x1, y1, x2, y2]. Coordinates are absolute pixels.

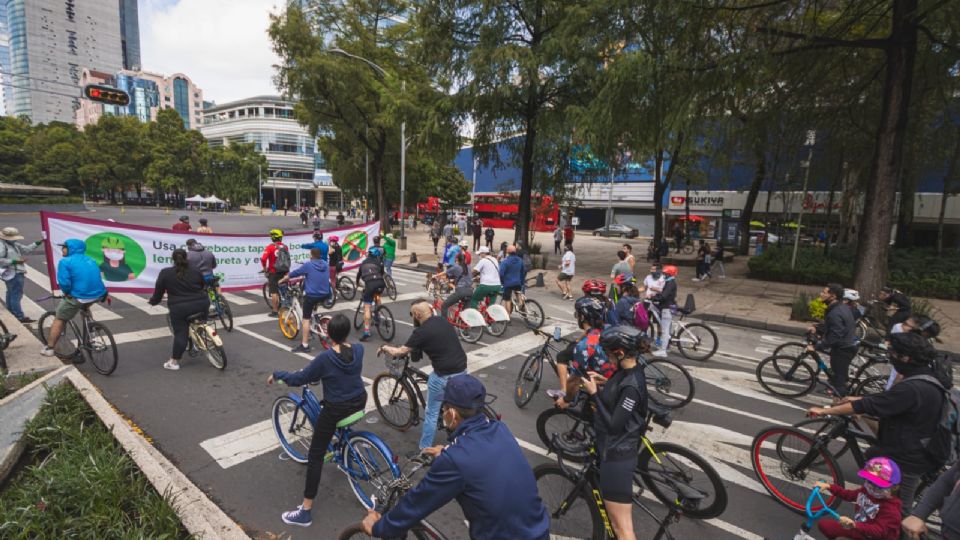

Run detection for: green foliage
[[0, 116, 32, 183], [791, 291, 815, 321], [808, 298, 828, 321], [0, 383, 190, 538], [0, 196, 83, 205]]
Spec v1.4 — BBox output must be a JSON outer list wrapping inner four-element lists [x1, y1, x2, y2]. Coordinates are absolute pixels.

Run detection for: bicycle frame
[[801, 415, 875, 471]]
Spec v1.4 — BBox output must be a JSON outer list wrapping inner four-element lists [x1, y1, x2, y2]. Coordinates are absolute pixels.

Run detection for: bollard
[[165, 207, 170, 215], [533, 272, 545, 288], [240, 209, 244, 215], [120, 206, 125, 215], [409, 252, 418, 264]]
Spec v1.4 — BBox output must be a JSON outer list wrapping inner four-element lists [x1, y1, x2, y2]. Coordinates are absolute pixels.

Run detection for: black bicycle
[[352, 290, 395, 341], [756, 336, 888, 398], [37, 295, 118, 376]]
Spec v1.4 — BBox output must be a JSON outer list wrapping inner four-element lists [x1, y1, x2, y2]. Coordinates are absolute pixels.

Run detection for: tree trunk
[[653, 148, 665, 246], [516, 102, 538, 246], [824, 148, 843, 256], [937, 134, 960, 255], [738, 138, 766, 256], [372, 148, 389, 233], [853, 0, 918, 299], [895, 152, 917, 247]]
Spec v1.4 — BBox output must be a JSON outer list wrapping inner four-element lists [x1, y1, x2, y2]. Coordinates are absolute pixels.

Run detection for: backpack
[[521, 252, 533, 273], [360, 260, 383, 283], [273, 244, 291, 273], [904, 374, 960, 466], [934, 351, 957, 389], [633, 301, 650, 331]]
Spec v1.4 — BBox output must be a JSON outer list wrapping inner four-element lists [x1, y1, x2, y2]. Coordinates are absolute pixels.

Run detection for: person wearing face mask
[[362, 374, 549, 539], [814, 457, 903, 540], [807, 332, 945, 515], [642, 263, 665, 300], [379, 300, 468, 450], [98, 236, 136, 282], [806, 283, 858, 396]]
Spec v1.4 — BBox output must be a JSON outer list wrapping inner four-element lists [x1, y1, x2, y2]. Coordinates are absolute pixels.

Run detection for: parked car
[[749, 230, 780, 244], [592, 223, 640, 238]]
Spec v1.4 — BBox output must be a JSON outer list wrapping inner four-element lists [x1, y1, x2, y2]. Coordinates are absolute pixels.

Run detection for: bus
[[473, 192, 559, 232]]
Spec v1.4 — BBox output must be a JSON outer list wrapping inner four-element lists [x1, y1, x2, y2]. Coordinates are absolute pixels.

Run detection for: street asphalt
[[2, 207, 870, 540]]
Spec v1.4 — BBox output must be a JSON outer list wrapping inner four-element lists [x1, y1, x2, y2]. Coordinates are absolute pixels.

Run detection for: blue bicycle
[[272, 385, 401, 509], [793, 486, 841, 540]]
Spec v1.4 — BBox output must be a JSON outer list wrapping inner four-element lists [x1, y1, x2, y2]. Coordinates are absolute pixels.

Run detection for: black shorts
[[302, 294, 330, 318], [556, 341, 576, 366], [362, 282, 386, 304], [268, 271, 286, 294], [599, 455, 638, 504], [503, 285, 522, 299]]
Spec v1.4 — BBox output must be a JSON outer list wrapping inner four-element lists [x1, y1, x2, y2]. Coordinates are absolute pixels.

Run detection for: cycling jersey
[[261, 242, 286, 273], [593, 366, 647, 461], [569, 328, 616, 379], [356, 256, 385, 285]]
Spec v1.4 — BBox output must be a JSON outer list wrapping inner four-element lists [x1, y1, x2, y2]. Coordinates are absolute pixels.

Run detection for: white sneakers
[[163, 360, 180, 371], [40, 346, 55, 357], [651, 349, 668, 357]]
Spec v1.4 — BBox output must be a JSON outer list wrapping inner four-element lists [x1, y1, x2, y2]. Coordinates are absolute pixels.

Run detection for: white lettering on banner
[[39, 211, 380, 293]]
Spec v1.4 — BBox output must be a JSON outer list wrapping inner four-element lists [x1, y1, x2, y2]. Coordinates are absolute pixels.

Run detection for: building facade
[[200, 96, 341, 209], [76, 69, 203, 130], [0, 1, 10, 115], [119, 0, 140, 70]]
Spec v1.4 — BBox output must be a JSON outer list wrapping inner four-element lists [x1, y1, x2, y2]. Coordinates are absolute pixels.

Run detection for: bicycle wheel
[[751, 426, 842, 513], [855, 320, 867, 342], [682, 244, 694, 255], [773, 341, 807, 359], [312, 315, 333, 350], [644, 359, 694, 409], [536, 407, 592, 463], [342, 433, 401, 509], [38, 311, 78, 358], [534, 464, 603, 540], [272, 396, 312, 463], [353, 303, 364, 330], [852, 374, 888, 397], [486, 316, 507, 337], [514, 351, 545, 408], [790, 418, 852, 461], [516, 298, 545, 329], [756, 355, 818, 397], [85, 322, 119, 376], [851, 356, 892, 381], [384, 274, 397, 300], [375, 305, 395, 341], [338, 276, 357, 301], [674, 322, 718, 361], [262, 282, 271, 308], [637, 441, 727, 519], [199, 327, 227, 370], [372, 373, 417, 430], [278, 307, 300, 340], [322, 289, 337, 309], [216, 297, 233, 332]]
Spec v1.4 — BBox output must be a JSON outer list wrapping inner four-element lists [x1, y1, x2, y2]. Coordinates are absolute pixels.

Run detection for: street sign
[[571, 217, 580, 226], [722, 209, 742, 218]]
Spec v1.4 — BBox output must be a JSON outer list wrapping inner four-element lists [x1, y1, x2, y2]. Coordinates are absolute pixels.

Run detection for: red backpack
[[632, 301, 650, 331]]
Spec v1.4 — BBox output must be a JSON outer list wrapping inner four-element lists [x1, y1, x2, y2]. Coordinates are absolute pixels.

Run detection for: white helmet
[[459, 239, 469, 248], [843, 289, 860, 302]]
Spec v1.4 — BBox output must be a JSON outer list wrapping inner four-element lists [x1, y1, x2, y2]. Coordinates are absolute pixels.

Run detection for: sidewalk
[[394, 226, 960, 351], [1, 309, 61, 377]]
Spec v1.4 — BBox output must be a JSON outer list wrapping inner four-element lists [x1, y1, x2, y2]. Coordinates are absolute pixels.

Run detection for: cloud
[[139, 0, 283, 104]]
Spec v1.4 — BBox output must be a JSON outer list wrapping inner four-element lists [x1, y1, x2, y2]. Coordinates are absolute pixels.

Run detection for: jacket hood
[[331, 343, 361, 369], [64, 239, 87, 256], [188, 242, 205, 252], [306, 258, 329, 271]]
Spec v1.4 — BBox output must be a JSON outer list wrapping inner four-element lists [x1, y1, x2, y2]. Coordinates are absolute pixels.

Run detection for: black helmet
[[600, 325, 645, 355], [199, 218, 208, 225], [888, 332, 934, 363], [914, 316, 941, 339], [574, 297, 605, 328], [179, 215, 189, 222]]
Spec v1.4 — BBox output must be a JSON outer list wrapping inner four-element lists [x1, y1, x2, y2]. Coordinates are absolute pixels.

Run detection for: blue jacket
[[301, 240, 329, 260], [272, 343, 365, 404], [499, 254, 525, 288], [287, 258, 331, 298], [58, 239, 107, 301], [373, 415, 549, 540], [443, 243, 461, 266]]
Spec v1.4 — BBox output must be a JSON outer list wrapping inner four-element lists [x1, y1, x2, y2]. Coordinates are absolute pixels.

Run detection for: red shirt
[[172, 222, 191, 232], [817, 484, 901, 540], [563, 227, 574, 241], [261, 242, 285, 273]]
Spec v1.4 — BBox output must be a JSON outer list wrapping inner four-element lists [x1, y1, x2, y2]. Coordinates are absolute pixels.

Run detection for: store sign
[[722, 209, 742, 218], [669, 196, 725, 209], [801, 193, 841, 213]]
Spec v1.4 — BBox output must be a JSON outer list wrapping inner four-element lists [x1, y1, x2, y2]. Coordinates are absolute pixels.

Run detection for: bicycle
[[184, 311, 228, 369], [794, 486, 842, 540], [372, 354, 501, 431], [384, 273, 398, 301], [755, 337, 888, 398], [501, 288, 545, 329], [37, 295, 118, 376], [336, 274, 357, 301], [271, 383, 402, 509], [643, 296, 719, 361], [352, 290, 396, 341], [514, 327, 694, 410], [672, 238, 695, 255], [261, 270, 296, 309], [536, 397, 727, 520], [337, 453, 448, 539], [205, 277, 233, 332], [856, 300, 890, 341], [0, 319, 17, 374], [278, 278, 305, 340]]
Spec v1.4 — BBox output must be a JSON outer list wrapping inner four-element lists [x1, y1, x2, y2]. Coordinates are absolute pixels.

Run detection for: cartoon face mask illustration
[[99, 236, 136, 281]]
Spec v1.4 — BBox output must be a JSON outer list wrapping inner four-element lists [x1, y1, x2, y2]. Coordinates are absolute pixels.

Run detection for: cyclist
[[172, 215, 191, 231], [547, 296, 615, 407], [879, 286, 912, 330], [268, 314, 366, 528], [583, 279, 619, 326], [615, 282, 641, 324], [459, 238, 472, 265], [499, 244, 525, 315], [379, 299, 468, 450], [442, 235, 460, 267], [382, 233, 397, 275], [807, 332, 945, 515], [185, 239, 218, 289], [902, 460, 960, 539], [806, 283, 858, 396], [581, 325, 650, 540], [301, 231, 328, 256], [362, 374, 549, 539], [440, 252, 473, 317], [843, 288, 863, 321], [147, 249, 209, 371], [327, 235, 343, 288], [261, 229, 290, 318], [650, 265, 678, 356], [279, 246, 331, 353], [196, 218, 213, 234], [814, 457, 903, 540], [40, 239, 108, 358], [470, 246, 500, 309], [356, 247, 386, 341], [556, 244, 575, 300]]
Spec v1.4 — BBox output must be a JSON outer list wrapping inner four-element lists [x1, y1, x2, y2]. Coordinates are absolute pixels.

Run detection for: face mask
[[103, 249, 125, 261], [864, 482, 891, 499], [651, 272, 662, 279]]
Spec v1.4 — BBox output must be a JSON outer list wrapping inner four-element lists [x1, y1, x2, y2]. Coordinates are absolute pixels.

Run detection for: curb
[[698, 313, 806, 337]]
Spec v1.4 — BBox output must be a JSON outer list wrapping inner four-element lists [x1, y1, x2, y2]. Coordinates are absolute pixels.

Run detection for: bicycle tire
[[217, 297, 233, 332], [851, 356, 891, 382], [199, 327, 227, 370], [536, 407, 592, 463], [852, 374, 888, 397], [312, 315, 333, 350], [516, 298, 545, 329], [278, 307, 300, 340], [85, 322, 119, 376], [486, 317, 508, 337], [342, 432, 401, 509], [372, 373, 418, 430], [772, 341, 807, 359], [855, 320, 868, 342], [534, 464, 605, 540], [750, 426, 842, 513], [384, 274, 397, 300], [338, 276, 357, 301], [337, 523, 436, 540], [682, 244, 694, 255], [323, 289, 337, 309], [637, 441, 727, 519], [375, 305, 395, 341], [353, 303, 364, 330], [644, 359, 695, 409], [37, 311, 79, 358], [272, 396, 312, 463], [514, 351, 545, 408], [756, 355, 818, 397], [262, 282, 271, 309], [674, 322, 718, 361], [790, 417, 852, 461]]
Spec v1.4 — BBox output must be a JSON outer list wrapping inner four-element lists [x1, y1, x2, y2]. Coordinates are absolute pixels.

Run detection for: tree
[[78, 115, 146, 203], [145, 109, 204, 205], [0, 116, 32, 184], [23, 122, 84, 190]]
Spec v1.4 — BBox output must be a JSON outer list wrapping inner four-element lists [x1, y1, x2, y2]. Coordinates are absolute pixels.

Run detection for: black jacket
[[148, 266, 207, 306], [594, 366, 647, 461], [815, 301, 857, 351], [656, 278, 677, 308], [911, 461, 960, 538]]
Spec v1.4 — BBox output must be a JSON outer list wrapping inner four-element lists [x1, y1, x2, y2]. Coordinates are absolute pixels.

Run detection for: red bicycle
[[429, 287, 509, 343]]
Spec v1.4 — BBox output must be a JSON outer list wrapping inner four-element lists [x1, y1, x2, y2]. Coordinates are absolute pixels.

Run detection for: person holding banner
[[148, 249, 209, 371], [0, 227, 44, 323]]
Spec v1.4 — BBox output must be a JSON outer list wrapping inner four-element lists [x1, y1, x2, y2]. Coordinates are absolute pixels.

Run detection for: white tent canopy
[[204, 195, 225, 204], [185, 194, 206, 202]]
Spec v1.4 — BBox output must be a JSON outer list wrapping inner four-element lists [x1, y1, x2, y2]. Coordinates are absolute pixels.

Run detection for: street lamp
[[790, 130, 817, 270]]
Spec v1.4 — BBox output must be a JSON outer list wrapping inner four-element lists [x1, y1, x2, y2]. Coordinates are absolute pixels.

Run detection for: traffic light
[[83, 84, 130, 106]]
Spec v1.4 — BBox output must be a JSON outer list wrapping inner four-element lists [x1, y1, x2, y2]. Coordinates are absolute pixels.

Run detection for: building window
[[172, 77, 190, 127]]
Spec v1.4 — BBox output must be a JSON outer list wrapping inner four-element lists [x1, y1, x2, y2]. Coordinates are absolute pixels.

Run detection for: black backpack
[[904, 374, 960, 467], [273, 244, 291, 273], [360, 260, 383, 283]]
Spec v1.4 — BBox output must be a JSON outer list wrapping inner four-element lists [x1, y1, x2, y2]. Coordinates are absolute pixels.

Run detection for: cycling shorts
[[362, 282, 386, 304], [598, 455, 637, 504], [302, 294, 330, 319], [502, 285, 522, 299], [267, 271, 286, 294]]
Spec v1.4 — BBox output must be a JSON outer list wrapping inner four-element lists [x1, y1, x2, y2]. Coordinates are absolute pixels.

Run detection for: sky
[[139, 0, 283, 105]]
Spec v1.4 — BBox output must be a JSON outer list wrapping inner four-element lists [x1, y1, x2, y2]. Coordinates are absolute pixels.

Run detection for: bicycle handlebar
[[804, 486, 841, 528]]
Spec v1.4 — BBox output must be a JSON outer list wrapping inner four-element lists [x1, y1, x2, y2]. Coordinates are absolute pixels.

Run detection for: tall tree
[[0, 116, 32, 184], [145, 109, 203, 205], [78, 115, 145, 203], [23, 122, 84, 190]]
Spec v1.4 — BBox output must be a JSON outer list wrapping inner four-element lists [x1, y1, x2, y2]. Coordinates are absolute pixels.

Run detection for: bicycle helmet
[[328, 235, 339, 242], [269, 228, 283, 241], [179, 215, 189, 222], [843, 289, 860, 302], [581, 279, 607, 297], [100, 236, 125, 250], [574, 296, 605, 328], [613, 274, 635, 286], [459, 239, 469, 248], [662, 265, 678, 277], [199, 218, 208, 225], [600, 324, 645, 356], [368, 246, 384, 258]]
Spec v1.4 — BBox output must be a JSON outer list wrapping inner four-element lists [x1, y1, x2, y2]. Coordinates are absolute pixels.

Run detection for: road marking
[[684, 366, 810, 411], [109, 293, 169, 316], [755, 346, 774, 356], [113, 326, 172, 345], [22, 263, 121, 321], [760, 335, 786, 344], [222, 293, 256, 306]]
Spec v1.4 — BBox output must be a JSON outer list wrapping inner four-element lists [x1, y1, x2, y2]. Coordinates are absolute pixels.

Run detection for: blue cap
[[442, 374, 486, 409]]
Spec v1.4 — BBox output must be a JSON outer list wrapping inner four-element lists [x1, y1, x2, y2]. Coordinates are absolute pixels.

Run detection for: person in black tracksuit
[[808, 283, 858, 396], [880, 286, 912, 330], [148, 249, 210, 371], [581, 325, 649, 540]]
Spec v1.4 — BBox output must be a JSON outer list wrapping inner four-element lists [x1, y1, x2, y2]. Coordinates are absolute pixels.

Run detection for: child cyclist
[[814, 457, 902, 540]]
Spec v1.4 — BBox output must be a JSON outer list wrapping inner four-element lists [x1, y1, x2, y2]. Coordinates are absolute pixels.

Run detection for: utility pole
[[258, 164, 263, 215], [791, 130, 816, 269]]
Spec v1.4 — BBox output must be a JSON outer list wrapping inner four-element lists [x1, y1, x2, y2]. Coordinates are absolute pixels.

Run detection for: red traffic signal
[[83, 84, 130, 106]]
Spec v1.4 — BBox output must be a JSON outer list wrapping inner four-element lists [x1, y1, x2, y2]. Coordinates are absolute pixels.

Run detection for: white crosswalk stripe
[[222, 293, 256, 306]]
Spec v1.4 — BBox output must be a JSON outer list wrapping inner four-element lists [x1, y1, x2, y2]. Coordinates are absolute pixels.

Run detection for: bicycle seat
[[186, 312, 208, 323], [676, 307, 693, 315], [336, 410, 365, 428]]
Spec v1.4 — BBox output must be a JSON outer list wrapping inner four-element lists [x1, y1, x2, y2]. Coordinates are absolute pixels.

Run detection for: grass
[[0, 383, 192, 539], [0, 371, 44, 400]]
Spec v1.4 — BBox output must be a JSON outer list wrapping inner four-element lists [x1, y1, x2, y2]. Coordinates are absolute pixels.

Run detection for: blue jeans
[[4, 272, 25, 320], [385, 258, 394, 276], [420, 370, 466, 449]]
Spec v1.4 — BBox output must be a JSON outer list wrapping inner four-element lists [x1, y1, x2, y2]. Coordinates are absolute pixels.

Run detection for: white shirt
[[561, 251, 576, 275], [644, 274, 665, 299], [474, 256, 501, 286]]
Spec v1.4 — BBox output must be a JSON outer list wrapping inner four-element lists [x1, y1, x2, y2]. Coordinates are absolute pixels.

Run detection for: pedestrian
[[40, 239, 107, 356], [323, 208, 329, 219], [563, 224, 574, 249], [651, 265, 678, 355], [484, 225, 495, 249], [879, 286, 912, 330], [673, 222, 684, 253], [147, 249, 209, 371], [497, 241, 508, 261], [553, 227, 562, 255], [300, 209, 308, 227], [0, 227, 43, 323], [711, 240, 726, 278], [196, 218, 213, 234], [172, 215, 191, 231], [806, 283, 858, 396], [279, 247, 331, 354], [693, 240, 711, 281], [430, 221, 441, 255], [457, 215, 468, 239], [472, 219, 482, 252], [499, 245, 525, 315], [622, 243, 635, 275], [269, 314, 365, 528], [471, 246, 501, 308], [442, 220, 453, 240], [271, 203, 277, 215], [610, 250, 632, 281], [382, 233, 396, 276], [557, 244, 576, 300], [902, 460, 960, 539], [284, 203, 288, 216], [814, 457, 903, 540], [646, 240, 658, 263]]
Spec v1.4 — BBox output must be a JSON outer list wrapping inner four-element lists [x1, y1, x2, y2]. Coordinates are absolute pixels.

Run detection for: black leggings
[[304, 394, 367, 499], [169, 298, 210, 360], [599, 454, 638, 504], [441, 287, 473, 317], [827, 345, 858, 396]]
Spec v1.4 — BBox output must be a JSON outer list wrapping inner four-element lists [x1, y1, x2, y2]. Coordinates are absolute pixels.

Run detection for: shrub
[[0, 196, 84, 205], [791, 291, 814, 321], [808, 298, 828, 321], [528, 241, 542, 255]]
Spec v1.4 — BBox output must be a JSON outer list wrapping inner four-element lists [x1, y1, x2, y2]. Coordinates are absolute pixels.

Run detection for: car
[[749, 230, 780, 244], [592, 223, 640, 238], [421, 215, 436, 226]]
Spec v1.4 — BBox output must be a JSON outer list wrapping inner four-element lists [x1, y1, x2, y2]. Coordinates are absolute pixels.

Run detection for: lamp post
[[791, 130, 817, 270], [258, 163, 263, 215]]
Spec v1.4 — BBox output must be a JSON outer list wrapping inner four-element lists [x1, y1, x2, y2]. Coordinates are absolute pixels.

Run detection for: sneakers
[[651, 349, 668, 358], [163, 360, 180, 371], [291, 344, 311, 353], [655, 337, 662, 348], [268, 311, 279, 318], [40, 346, 55, 357], [281, 505, 312, 527], [546, 389, 566, 399], [18, 317, 34, 324], [359, 331, 371, 342], [692, 278, 701, 282]]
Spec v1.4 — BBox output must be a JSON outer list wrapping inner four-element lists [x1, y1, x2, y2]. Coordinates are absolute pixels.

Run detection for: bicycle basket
[[386, 356, 405, 377]]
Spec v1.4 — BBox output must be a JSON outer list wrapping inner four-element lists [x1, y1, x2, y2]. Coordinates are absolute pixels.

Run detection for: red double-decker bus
[[473, 192, 559, 232]]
